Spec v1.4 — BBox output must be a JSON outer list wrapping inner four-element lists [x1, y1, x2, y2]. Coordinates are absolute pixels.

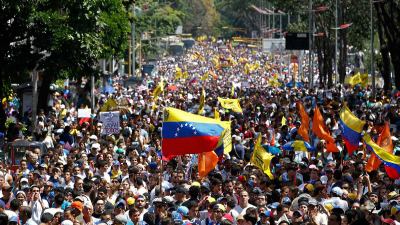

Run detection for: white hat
[[20, 178, 29, 183], [331, 187, 343, 197], [61, 220, 74, 225], [89, 135, 98, 140], [91, 143, 100, 150]]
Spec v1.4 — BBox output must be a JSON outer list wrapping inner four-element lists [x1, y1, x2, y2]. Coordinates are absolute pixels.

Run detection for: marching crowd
[[0, 40, 400, 225]]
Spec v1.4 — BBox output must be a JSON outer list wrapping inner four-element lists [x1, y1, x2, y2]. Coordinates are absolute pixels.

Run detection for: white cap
[[331, 187, 343, 197], [61, 220, 74, 225], [91, 143, 100, 150], [89, 135, 98, 140], [20, 178, 29, 183]]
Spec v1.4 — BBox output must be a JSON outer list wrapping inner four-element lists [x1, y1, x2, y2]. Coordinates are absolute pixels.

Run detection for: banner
[[99, 111, 120, 135]]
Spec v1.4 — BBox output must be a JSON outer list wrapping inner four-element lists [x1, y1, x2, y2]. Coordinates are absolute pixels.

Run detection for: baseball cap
[[177, 206, 189, 216], [71, 201, 83, 212], [115, 214, 128, 225], [20, 177, 29, 183], [331, 187, 343, 197], [261, 211, 271, 217], [213, 204, 226, 212], [89, 135, 98, 140]]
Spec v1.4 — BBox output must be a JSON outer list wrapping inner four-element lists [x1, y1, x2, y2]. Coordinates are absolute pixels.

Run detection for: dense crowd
[[0, 40, 400, 225]]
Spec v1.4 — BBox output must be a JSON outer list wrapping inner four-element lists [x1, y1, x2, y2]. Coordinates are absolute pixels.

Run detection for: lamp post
[[335, 0, 338, 85], [308, 0, 313, 88], [371, 0, 375, 96], [131, 1, 136, 76]]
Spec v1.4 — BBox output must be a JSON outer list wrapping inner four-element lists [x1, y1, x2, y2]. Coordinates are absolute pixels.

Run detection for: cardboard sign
[[99, 111, 120, 135]]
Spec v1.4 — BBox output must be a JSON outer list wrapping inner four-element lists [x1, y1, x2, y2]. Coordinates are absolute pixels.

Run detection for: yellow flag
[[175, 67, 182, 80], [182, 71, 189, 79], [220, 121, 232, 154], [218, 97, 243, 113], [201, 71, 209, 81], [360, 73, 368, 88], [100, 98, 118, 112], [198, 88, 205, 115], [251, 135, 274, 179], [152, 80, 164, 100], [230, 83, 235, 97], [214, 108, 220, 120], [281, 116, 287, 126], [348, 72, 368, 87], [244, 63, 251, 75]]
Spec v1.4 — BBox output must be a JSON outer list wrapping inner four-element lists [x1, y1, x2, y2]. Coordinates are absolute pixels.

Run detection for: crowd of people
[[0, 39, 400, 225]]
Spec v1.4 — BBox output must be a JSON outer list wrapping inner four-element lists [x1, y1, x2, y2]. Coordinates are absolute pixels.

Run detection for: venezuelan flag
[[339, 106, 365, 154], [162, 107, 225, 159], [282, 140, 315, 152], [363, 134, 400, 176]]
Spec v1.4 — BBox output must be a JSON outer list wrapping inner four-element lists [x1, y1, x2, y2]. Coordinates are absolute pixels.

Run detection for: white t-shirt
[[232, 203, 255, 215]]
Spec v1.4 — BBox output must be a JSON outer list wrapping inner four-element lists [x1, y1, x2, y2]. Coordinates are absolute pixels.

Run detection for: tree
[[30, 0, 130, 110]]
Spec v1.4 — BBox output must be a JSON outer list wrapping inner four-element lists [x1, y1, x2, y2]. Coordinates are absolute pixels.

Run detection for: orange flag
[[296, 101, 310, 142], [312, 106, 339, 152], [198, 151, 219, 178], [365, 122, 393, 172]]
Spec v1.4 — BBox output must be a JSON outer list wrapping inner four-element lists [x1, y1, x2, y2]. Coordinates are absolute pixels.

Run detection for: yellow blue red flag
[[363, 134, 400, 177], [339, 105, 366, 154], [162, 107, 226, 159]]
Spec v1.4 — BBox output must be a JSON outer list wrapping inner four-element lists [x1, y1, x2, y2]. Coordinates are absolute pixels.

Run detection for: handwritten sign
[[99, 111, 120, 135]]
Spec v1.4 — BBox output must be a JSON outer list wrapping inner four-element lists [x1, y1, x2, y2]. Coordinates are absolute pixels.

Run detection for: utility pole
[[335, 0, 338, 85], [308, 0, 313, 88], [131, 1, 136, 76], [371, 0, 375, 96]]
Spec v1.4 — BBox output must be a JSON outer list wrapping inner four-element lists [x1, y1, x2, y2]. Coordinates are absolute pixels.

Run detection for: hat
[[388, 191, 400, 200], [91, 143, 100, 150], [39, 163, 48, 169], [115, 214, 128, 225], [213, 204, 226, 212], [305, 183, 315, 193], [61, 220, 74, 225], [309, 164, 318, 171], [20, 177, 29, 183], [177, 206, 189, 216], [113, 161, 120, 166], [191, 181, 201, 187], [207, 197, 216, 204], [136, 195, 146, 201], [331, 187, 343, 197], [309, 198, 318, 206], [268, 202, 280, 209], [127, 197, 135, 206], [261, 211, 271, 217], [89, 135, 98, 140], [282, 197, 292, 205], [116, 200, 126, 208], [71, 201, 84, 212]]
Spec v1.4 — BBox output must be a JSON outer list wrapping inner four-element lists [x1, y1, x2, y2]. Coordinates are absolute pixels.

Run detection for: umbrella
[[290, 193, 312, 211], [282, 140, 315, 152]]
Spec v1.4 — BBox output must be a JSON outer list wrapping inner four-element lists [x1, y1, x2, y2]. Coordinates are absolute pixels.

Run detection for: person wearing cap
[[307, 198, 327, 225], [70, 201, 84, 223], [204, 204, 226, 225]]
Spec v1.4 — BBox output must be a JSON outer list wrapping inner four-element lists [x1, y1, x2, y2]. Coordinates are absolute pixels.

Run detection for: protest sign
[[99, 111, 120, 135]]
